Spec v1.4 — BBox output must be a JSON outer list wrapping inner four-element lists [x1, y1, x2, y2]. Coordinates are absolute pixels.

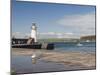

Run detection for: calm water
[[11, 55, 94, 74], [12, 55, 83, 74], [54, 42, 96, 53], [11, 42, 96, 74]]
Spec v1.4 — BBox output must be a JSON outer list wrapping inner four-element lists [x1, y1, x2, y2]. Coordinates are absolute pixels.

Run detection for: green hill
[[38, 38, 79, 43]]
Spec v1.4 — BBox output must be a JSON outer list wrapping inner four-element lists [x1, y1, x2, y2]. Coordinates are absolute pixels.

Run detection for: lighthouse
[[31, 23, 37, 42]]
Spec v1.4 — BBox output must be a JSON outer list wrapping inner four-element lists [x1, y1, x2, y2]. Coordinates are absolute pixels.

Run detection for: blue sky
[[12, 0, 96, 39]]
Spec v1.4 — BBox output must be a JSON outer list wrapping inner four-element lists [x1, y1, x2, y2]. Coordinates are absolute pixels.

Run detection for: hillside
[[80, 35, 96, 41]]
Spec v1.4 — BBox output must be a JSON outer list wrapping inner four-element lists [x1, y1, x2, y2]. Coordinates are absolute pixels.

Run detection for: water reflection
[[31, 58, 37, 64], [12, 54, 95, 74], [11, 55, 70, 74], [31, 51, 42, 64]]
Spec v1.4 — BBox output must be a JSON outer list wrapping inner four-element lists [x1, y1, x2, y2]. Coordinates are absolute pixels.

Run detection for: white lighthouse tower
[[31, 23, 37, 42]]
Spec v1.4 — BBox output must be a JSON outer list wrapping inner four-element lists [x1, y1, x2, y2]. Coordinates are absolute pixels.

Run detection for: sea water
[[54, 42, 96, 53]]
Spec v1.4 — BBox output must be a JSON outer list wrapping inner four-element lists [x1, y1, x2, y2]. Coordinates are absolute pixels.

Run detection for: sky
[[12, 0, 96, 39]]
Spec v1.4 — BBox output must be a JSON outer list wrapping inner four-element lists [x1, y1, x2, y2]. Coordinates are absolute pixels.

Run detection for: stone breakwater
[[12, 48, 96, 69]]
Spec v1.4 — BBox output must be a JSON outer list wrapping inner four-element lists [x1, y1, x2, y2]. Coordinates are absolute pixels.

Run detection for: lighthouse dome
[[31, 23, 36, 30]]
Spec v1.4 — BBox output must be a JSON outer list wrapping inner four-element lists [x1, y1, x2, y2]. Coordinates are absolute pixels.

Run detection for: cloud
[[12, 31, 78, 39], [56, 12, 95, 36], [12, 32, 21, 37], [38, 32, 56, 35], [12, 32, 30, 38], [37, 32, 76, 39]]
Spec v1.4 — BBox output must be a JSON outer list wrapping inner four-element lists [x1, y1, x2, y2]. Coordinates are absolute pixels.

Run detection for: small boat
[[77, 43, 83, 46], [86, 40, 90, 42]]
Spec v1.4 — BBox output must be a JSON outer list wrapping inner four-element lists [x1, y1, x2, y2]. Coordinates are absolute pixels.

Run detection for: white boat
[[86, 40, 90, 42], [77, 43, 83, 46]]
